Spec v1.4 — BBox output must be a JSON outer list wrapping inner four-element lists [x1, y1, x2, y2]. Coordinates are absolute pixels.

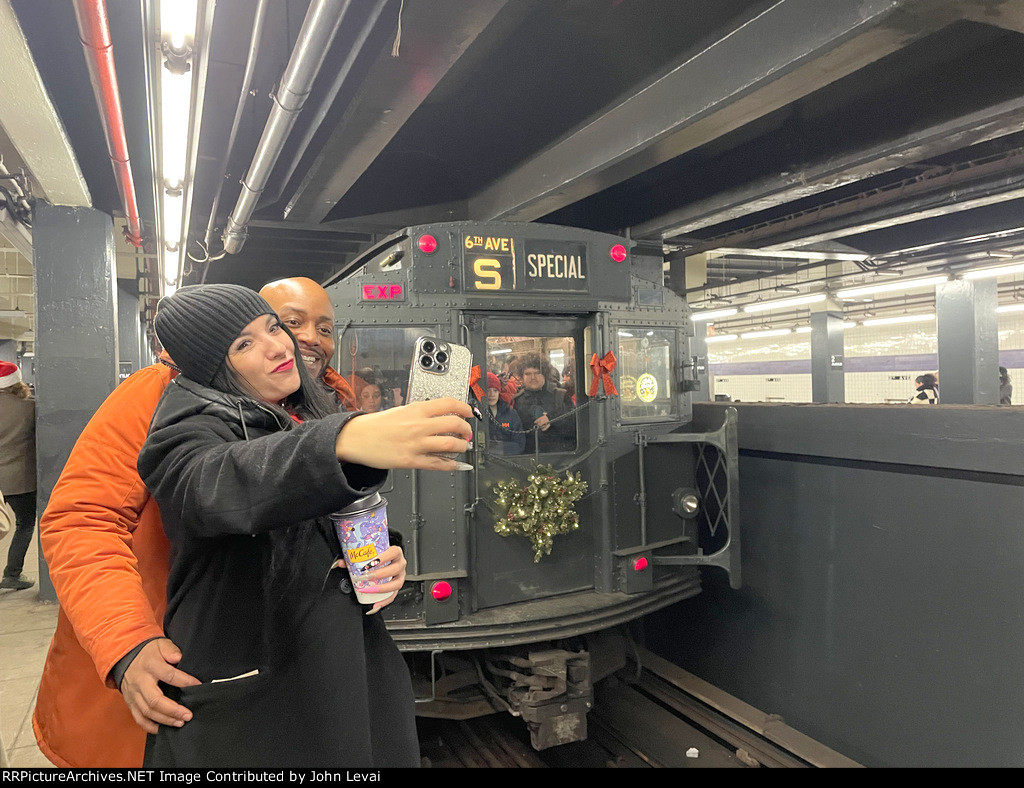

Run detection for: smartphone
[[406, 336, 473, 460]]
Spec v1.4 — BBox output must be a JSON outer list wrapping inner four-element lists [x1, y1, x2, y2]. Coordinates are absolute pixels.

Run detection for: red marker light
[[418, 234, 438, 254], [610, 244, 627, 263], [431, 581, 453, 601], [633, 556, 649, 572]]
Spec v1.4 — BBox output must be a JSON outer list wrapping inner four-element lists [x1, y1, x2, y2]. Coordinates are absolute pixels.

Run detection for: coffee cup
[[330, 492, 395, 605]]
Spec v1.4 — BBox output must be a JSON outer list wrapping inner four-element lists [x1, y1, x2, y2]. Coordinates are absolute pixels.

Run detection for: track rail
[[418, 645, 862, 768]]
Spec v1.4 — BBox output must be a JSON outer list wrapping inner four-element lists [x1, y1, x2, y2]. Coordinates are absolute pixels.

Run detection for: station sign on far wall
[[462, 233, 589, 295]]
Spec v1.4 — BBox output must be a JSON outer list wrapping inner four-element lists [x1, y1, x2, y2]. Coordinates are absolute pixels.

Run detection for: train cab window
[[617, 328, 678, 421], [336, 326, 428, 411], [486, 336, 577, 455]]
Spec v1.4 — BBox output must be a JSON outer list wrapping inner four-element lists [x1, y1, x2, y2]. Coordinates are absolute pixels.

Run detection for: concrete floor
[[0, 532, 58, 767]]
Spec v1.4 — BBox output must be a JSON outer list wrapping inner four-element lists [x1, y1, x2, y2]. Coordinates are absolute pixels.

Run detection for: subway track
[[417, 646, 862, 768]]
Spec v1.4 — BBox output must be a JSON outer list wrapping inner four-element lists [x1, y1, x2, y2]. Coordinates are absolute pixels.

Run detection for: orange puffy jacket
[[32, 362, 358, 767]]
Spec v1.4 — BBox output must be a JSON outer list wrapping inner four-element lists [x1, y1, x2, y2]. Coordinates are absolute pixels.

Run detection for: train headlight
[[417, 234, 438, 254], [610, 243, 627, 263], [431, 581, 453, 601], [672, 487, 701, 519]]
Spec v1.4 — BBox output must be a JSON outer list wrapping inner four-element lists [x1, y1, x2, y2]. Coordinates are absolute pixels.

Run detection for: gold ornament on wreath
[[492, 464, 588, 562]]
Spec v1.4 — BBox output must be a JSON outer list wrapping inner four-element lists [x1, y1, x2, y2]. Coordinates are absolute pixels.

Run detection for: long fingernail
[[454, 461, 474, 471], [471, 405, 483, 420]]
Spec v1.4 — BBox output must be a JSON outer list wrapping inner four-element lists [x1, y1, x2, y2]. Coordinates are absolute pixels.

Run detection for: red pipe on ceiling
[[72, 0, 144, 248]]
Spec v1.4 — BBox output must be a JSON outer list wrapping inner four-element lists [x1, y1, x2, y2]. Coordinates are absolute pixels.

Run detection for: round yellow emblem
[[637, 373, 658, 403]]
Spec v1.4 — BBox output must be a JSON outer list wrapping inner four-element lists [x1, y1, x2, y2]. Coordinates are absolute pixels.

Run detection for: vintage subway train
[[322, 221, 740, 750]]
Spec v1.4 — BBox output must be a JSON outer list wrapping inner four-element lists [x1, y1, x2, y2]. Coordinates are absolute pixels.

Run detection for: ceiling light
[[742, 293, 827, 313], [836, 275, 949, 299], [996, 303, 1024, 313], [775, 285, 800, 294], [842, 321, 858, 329], [705, 334, 738, 343], [795, 326, 813, 334], [740, 328, 792, 339], [987, 250, 1015, 259], [692, 307, 738, 321], [861, 313, 935, 327], [161, 0, 199, 50], [963, 263, 1024, 280]]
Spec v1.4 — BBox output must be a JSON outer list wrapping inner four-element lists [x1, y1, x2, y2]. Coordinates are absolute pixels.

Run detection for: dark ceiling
[[9, 0, 1024, 301]]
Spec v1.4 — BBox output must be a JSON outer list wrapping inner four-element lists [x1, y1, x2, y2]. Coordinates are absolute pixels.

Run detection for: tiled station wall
[[708, 311, 1024, 403]]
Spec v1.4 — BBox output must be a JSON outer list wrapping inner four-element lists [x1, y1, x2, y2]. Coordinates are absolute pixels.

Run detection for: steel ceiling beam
[[0, 0, 90, 206], [283, 0, 508, 225], [467, 0, 955, 223], [636, 97, 1024, 241]]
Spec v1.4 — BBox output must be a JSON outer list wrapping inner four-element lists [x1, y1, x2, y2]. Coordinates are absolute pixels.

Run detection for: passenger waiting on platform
[[484, 372, 525, 455], [513, 354, 576, 453], [1000, 366, 1012, 405], [908, 373, 939, 404], [0, 361, 37, 591], [33, 277, 359, 768], [135, 284, 472, 767]]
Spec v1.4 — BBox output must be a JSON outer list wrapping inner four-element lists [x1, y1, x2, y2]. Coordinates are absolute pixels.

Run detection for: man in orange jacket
[[33, 277, 357, 767]]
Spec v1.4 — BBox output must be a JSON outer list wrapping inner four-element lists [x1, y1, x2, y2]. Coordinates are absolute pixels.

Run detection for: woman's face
[[359, 384, 383, 412], [226, 315, 301, 404], [486, 387, 500, 406]]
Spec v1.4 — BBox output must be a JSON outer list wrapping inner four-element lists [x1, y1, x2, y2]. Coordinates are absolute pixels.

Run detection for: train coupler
[[487, 648, 593, 750]]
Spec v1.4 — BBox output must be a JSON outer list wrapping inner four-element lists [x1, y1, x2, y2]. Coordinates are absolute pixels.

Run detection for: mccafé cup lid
[[334, 490, 383, 516]]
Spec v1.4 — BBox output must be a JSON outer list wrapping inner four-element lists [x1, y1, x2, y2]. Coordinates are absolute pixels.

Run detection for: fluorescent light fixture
[[987, 250, 1014, 259], [843, 321, 858, 329], [705, 334, 738, 343], [740, 328, 792, 339], [490, 348, 512, 355], [692, 307, 738, 321], [160, 68, 192, 187], [996, 303, 1024, 313], [963, 263, 1024, 280], [836, 275, 948, 299], [742, 293, 826, 313], [163, 246, 180, 296], [795, 326, 812, 333], [163, 191, 183, 246], [861, 313, 935, 327], [161, 0, 199, 49]]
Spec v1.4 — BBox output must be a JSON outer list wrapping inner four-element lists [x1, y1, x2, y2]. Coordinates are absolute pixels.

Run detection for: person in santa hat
[[0, 360, 36, 590]]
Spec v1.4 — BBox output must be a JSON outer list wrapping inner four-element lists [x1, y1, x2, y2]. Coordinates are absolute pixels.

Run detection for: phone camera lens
[[435, 364, 446, 373], [434, 351, 448, 365], [421, 340, 435, 354], [420, 356, 433, 369]]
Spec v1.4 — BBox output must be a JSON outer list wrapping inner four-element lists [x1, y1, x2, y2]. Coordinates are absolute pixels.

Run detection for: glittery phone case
[[406, 337, 473, 459]]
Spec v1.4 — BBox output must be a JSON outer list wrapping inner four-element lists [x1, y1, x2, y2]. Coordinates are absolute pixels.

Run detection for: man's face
[[260, 278, 335, 379], [522, 366, 545, 391]]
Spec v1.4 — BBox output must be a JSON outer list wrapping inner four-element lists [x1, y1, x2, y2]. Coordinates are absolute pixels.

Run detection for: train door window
[[336, 326, 431, 411], [617, 328, 678, 421], [485, 335, 577, 455]]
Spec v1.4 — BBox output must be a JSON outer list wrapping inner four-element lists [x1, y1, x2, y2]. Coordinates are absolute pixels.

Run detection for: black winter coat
[[137, 376, 419, 768]]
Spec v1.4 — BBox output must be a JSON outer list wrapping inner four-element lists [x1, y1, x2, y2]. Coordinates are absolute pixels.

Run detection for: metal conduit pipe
[[71, 0, 143, 247], [256, 0, 389, 212], [203, 0, 272, 251], [221, 0, 353, 255]]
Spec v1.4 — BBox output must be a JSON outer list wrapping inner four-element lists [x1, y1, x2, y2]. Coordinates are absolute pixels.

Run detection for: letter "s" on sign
[[473, 258, 502, 290]]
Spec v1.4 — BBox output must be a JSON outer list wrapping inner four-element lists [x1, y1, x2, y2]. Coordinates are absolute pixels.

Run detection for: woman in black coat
[[136, 284, 473, 767]]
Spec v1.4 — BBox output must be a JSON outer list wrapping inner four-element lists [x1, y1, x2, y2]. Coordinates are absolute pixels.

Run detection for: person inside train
[[513, 353, 576, 453], [483, 371, 525, 455], [130, 283, 472, 767], [358, 381, 387, 412], [33, 277, 361, 768], [908, 373, 939, 404]]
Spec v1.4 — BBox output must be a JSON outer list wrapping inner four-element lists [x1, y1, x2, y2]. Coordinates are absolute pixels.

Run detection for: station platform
[[0, 534, 58, 768]]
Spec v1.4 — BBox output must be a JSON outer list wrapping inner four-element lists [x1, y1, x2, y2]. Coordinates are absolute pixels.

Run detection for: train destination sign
[[463, 235, 589, 295]]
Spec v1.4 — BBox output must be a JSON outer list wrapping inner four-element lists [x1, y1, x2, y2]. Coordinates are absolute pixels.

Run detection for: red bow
[[588, 351, 619, 397], [469, 365, 485, 400]]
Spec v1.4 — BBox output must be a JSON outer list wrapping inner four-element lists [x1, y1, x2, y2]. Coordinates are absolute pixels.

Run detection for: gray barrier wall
[[642, 401, 1024, 768]]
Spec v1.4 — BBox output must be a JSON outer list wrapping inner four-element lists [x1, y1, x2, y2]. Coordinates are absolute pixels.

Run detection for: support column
[[936, 278, 998, 404], [33, 203, 118, 601], [117, 281, 142, 381], [810, 296, 845, 403], [684, 254, 709, 401]]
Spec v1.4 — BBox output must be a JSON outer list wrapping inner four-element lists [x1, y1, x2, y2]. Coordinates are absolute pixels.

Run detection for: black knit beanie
[[155, 284, 276, 386]]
